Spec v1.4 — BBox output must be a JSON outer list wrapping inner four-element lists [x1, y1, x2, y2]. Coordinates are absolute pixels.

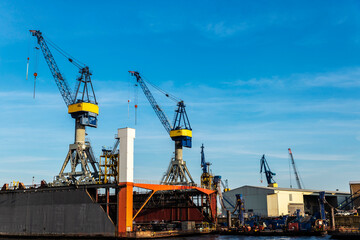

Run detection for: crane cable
[[26, 33, 31, 81], [288, 155, 293, 188], [140, 74, 180, 103], [134, 81, 138, 125], [299, 171, 306, 190], [42, 34, 85, 69], [132, 73, 183, 127], [127, 75, 131, 120], [33, 46, 39, 99], [288, 151, 306, 189], [260, 157, 263, 183]]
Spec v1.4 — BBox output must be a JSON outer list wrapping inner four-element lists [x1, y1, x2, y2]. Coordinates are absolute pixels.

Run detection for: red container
[[288, 222, 299, 231]]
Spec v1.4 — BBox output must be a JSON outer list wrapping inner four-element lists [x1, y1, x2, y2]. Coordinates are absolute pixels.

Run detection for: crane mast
[[260, 154, 278, 188], [129, 71, 195, 186], [30, 30, 99, 186], [288, 148, 303, 189]]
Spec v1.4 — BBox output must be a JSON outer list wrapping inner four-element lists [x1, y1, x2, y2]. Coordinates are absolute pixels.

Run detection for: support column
[[227, 210, 232, 228], [75, 120, 86, 145], [117, 128, 135, 236], [118, 183, 133, 234], [175, 141, 183, 163], [331, 207, 335, 231], [106, 188, 109, 215], [319, 191, 326, 220]]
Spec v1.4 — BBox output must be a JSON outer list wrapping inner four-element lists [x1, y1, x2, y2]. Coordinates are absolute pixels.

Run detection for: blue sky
[[0, 1, 360, 191]]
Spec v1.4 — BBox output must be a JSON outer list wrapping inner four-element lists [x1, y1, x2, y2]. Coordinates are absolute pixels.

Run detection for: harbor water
[[171, 235, 330, 240]]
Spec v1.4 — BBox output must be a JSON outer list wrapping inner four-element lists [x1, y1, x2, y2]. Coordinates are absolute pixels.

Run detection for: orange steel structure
[[118, 182, 134, 234], [117, 182, 217, 236]]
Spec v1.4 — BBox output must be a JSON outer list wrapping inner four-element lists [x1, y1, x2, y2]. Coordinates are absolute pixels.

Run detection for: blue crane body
[[319, 191, 326, 220], [236, 194, 245, 226], [260, 154, 278, 188], [201, 144, 208, 174]]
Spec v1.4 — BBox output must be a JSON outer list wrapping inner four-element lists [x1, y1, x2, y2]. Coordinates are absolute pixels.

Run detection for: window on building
[[289, 194, 293, 201]]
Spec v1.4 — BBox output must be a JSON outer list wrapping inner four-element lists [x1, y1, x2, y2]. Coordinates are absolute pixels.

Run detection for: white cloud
[[302, 68, 360, 88], [225, 77, 283, 87], [0, 156, 57, 163], [267, 152, 353, 162], [226, 67, 360, 89], [204, 21, 248, 38]]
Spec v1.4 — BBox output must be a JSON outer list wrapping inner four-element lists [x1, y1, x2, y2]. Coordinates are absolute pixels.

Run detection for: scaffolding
[[98, 148, 119, 184]]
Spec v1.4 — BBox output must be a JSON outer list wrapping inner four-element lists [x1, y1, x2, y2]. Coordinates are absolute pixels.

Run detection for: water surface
[[171, 235, 330, 240]]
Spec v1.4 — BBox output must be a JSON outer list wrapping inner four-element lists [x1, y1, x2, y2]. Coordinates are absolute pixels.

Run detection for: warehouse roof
[[229, 185, 349, 196]]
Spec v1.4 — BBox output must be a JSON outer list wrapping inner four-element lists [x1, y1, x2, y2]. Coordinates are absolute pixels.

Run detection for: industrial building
[[348, 181, 360, 209], [222, 185, 350, 218]]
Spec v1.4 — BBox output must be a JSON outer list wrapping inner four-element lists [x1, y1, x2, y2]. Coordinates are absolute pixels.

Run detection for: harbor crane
[[234, 194, 245, 226], [221, 179, 230, 192], [201, 144, 213, 189], [213, 175, 230, 192], [288, 148, 303, 189], [129, 71, 195, 186], [30, 30, 99, 186], [201, 145, 230, 191], [260, 154, 278, 187]]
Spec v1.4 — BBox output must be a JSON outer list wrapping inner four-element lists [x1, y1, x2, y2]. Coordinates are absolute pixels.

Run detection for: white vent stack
[[118, 127, 136, 183]]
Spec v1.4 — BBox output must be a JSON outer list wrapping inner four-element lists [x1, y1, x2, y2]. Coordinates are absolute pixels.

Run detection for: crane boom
[[129, 71, 172, 133], [29, 30, 73, 106], [288, 148, 302, 189]]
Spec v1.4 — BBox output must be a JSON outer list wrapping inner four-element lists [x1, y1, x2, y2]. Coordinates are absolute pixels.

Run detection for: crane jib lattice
[[30, 30, 74, 106]]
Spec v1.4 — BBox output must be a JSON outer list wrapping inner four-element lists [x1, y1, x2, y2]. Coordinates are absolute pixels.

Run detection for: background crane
[[221, 179, 230, 192], [200, 144, 230, 192], [288, 148, 303, 189], [30, 30, 99, 186], [129, 71, 194, 186], [260, 154, 278, 188], [200, 144, 213, 189]]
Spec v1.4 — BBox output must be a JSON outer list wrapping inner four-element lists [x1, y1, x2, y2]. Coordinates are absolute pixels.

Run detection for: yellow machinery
[[98, 135, 122, 184], [98, 149, 118, 184], [200, 144, 213, 189]]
